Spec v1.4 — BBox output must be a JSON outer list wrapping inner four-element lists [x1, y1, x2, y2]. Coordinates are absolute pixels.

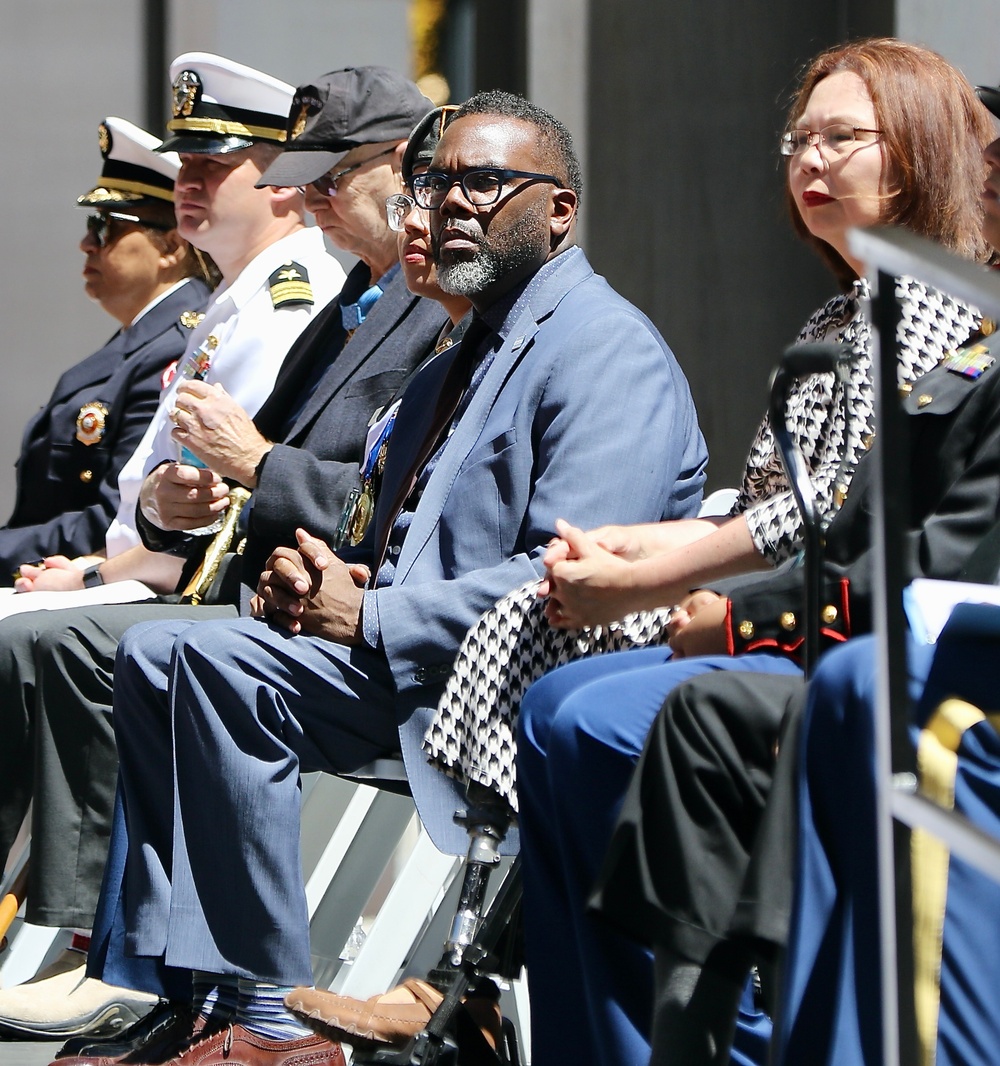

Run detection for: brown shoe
[[285, 979, 501, 1050], [157, 1023, 344, 1066]]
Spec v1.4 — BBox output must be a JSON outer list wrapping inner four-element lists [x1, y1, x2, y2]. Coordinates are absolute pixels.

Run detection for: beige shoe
[[0, 948, 157, 1038]]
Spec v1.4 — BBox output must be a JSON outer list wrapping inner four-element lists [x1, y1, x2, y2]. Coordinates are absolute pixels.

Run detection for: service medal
[[348, 486, 375, 546], [76, 402, 109, 446]]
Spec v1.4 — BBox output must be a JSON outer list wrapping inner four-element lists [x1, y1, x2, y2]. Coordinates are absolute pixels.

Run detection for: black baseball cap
[[978, 84, 1000, 121], [402, 105, 460, 183], [257, 66, 432, 188]]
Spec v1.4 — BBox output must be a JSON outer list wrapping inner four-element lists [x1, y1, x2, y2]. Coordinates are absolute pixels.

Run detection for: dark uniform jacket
[[138, 262, 449, 590], [718, 332, 1000, 657], [0, 278, 211, 579]]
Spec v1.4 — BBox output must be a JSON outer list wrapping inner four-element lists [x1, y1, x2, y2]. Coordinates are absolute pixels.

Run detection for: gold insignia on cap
[[269, 261, 314, 309], [98, 122, 111, 156], [738, 620, 755, 640], [179, 310, 205, 330], [75, 402, 109, 446], [821, 604, 838, 624], [291, 102, 309, 140], [173, 69, 201, 119], [780, 611, 797, 631]]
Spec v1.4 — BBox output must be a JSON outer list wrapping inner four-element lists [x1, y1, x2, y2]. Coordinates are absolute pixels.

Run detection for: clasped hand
[[168, 380, 270, 484], [541, 519, 644, 628], [140, 462, 231, 531], [253, 528, 370, 643]]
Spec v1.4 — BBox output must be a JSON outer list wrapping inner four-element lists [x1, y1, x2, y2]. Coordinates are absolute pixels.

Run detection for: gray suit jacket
[[346, 247, 709, 853]]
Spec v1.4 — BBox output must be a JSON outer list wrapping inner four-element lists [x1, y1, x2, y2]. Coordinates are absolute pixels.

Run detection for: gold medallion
[[348, 486, 375, 545]]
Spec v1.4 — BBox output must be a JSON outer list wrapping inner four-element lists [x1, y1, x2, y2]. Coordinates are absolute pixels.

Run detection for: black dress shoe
[[53, 1000, 199, 1063]]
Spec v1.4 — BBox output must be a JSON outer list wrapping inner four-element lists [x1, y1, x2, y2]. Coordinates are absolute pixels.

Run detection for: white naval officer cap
[[77, 117, 179, 209], [158, 52, 294, 155]]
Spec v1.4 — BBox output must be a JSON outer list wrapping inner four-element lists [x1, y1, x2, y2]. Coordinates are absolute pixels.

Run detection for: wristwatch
[[82, 563, 105, 588]]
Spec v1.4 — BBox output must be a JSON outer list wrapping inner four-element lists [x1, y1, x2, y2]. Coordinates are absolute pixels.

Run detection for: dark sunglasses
[[85, 212, 171, 249]]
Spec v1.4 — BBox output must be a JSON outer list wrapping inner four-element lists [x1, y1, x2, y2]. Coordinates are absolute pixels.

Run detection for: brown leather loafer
[[286, 979, 501, 1050], [155, 1023, 344, 1066]]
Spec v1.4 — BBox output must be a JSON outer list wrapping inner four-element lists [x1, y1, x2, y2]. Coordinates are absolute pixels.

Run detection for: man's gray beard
[[437, 250, 505, 296]]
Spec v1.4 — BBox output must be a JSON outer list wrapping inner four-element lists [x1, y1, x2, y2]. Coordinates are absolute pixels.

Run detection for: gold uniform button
[[834, 483, 849, 507], [917, 394, 933, 408], [79, 470, 93, 483], [899, 383, 913, 397], [780, 611, 797, 631], [821, 604, 838, 624], [862, 433, 875, 451], [982, 318, 996, 337], [738, 620, 755, 640]]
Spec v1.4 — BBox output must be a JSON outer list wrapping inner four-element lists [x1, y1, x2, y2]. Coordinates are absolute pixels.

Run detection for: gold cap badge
[[172, 70, 201, 119]]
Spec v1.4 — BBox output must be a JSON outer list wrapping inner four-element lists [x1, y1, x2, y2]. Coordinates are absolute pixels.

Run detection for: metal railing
[[847, 226, 1000, 1066]]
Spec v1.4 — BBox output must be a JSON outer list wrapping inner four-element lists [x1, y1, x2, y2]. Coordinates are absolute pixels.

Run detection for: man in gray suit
[[66, 91, 707, 1066]]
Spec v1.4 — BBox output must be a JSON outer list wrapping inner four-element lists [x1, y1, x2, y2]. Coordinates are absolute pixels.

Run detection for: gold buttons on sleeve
[[738, 620, 755, 640], [780, 611, 797, 631], [79, 470, 93, 483], [917, 394, 933, 408], [821, 604, 838, 624], [899, 382, 913, 397]]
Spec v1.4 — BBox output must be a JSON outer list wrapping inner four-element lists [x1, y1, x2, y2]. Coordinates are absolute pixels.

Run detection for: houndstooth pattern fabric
[[739, 277, 980, 562], [423, 279, 980, 808], [423, 579, 674, 811]]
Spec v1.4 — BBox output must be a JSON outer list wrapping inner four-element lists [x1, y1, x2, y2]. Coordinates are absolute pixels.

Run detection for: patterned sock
[[192, 972, 238, 1024], [237, 979, 313, 1039]]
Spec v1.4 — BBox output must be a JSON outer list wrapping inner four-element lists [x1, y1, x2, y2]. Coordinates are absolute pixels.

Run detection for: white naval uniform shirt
[[105, 227, 345, 558]]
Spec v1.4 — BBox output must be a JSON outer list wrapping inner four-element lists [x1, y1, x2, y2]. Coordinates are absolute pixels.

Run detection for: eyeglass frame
[[310, 144, 399, 198], [385, 193, 419, 232], [779, 124, 882, 158], [85, 212, 172, 249], [409, 167, 564, 210]]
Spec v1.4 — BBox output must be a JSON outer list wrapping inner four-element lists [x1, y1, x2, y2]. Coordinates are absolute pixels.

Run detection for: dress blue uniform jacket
[[0, 278, 210, 578]]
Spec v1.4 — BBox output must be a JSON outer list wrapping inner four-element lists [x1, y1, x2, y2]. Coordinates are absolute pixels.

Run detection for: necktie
[[373, 317, 492, 571]]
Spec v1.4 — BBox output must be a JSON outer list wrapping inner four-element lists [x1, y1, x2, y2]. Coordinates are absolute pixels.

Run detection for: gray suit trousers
[[0, 601, 237, 927], [115, 615, 401, 984]]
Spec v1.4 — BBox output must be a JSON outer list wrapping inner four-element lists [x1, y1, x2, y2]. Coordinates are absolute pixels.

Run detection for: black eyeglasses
[[85, 213, 170, 249], [310, 144, 398, 197], [410, 167, 563, 209]]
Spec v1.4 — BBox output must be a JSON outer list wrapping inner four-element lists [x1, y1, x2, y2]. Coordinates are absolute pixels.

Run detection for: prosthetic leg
[[351, 783, 522, 1066]]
